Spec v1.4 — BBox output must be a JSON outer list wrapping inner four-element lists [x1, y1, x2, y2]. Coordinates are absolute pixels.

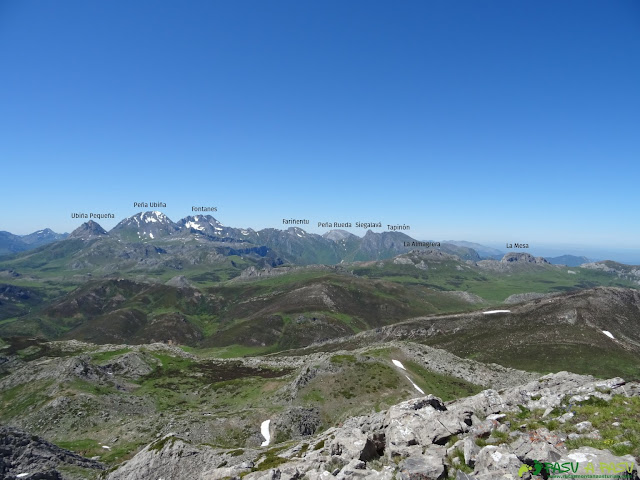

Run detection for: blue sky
[[1, 1, 639, 257]]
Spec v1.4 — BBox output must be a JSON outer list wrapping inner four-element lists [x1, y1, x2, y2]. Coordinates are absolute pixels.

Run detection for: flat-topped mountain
[[501, 252, 550, 264]]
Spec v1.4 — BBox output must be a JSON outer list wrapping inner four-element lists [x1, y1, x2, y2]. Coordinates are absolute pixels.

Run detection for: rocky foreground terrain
[[100, 372, 640, 480], [1, 337, 639, 479]]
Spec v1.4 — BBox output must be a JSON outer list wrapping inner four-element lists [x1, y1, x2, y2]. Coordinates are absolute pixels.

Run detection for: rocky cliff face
[[0, 425, 104, 479]]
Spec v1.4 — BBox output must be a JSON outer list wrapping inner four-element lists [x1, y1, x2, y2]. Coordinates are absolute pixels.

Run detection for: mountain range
[[0, 228, 68, 255], [0, 211, 599, 267]]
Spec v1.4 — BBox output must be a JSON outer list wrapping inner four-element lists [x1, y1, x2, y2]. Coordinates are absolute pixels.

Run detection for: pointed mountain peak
[[113, 211, 176, 227], [69, 220, 108, 239]]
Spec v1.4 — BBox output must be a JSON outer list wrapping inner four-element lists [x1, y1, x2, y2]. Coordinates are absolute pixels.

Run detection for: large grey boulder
[[449, 390, 505, 418], [462, 437, 480, 467], [104, 351, 155, 379], [273, 407, 322, 440], [473, 445, 521, 477], [511, 428, 565, 465], [330, 428, 379, 462], [397, 450, 447, 480], [385, 396, 457, 459], [107, 434, 232, 480], [335, 459, 370, 479]]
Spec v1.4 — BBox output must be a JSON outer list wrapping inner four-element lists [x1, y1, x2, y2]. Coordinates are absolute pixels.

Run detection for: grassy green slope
[[352, 260, 638, 302]]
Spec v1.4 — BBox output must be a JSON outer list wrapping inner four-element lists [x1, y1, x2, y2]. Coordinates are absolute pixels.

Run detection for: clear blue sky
[[2, 1, 639, 254]]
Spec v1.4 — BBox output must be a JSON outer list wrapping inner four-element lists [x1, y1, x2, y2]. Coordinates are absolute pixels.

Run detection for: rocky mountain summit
[[105, 371, 640, 480], [69, 220, 108, 240], [474, 253, 553, 272], [500, 253, 550, 264], [111, 211, 181, 241], [323, 230, 358, 242]]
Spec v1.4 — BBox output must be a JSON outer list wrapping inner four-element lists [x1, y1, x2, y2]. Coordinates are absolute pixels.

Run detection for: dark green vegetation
[[420, 287, 640, 380], [277, 287, 640, 381], [0, 336, 82, 361], [425, 324, 640, 380], [0, 268, 477, 350], [3, 252, 638, 360], [0, 379, 54, 420], [351, 255, 637, 303], [1, 226, 640, 382], [363, 348, 483, 401], [401, 359, 483, 401], [297, 351, 481, 426], [135, 352, 293, 414]]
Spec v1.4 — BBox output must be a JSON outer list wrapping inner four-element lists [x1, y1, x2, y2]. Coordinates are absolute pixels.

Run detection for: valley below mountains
[[1, 212, 640, 479]]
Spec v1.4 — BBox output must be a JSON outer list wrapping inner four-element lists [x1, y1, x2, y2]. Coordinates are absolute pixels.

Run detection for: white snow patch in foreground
[[483, 310, 511, 315], [405, 375, 425, 394], [602, 330, 615, 339], [149, 232, 154, 239], [17, 474, 29, 478], [392, 359, 423, 393], [391, 359, 406, 370], [102, 445, 111, 450], [260, 419, 271, 446]]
